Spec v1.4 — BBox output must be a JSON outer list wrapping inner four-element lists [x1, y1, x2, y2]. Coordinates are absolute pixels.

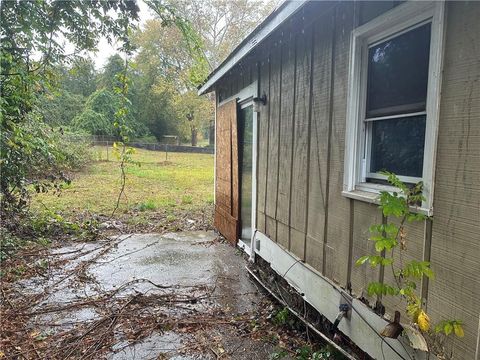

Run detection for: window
[[343, 2, 445, 215]]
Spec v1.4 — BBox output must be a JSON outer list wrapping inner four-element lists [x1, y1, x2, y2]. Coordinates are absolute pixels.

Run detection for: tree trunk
[[191, 126, 198, 147], [209, 120, 214, 146]]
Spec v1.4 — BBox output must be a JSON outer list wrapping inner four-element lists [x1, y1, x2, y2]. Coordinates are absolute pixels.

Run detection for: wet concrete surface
[[20, 231, 286, 359]]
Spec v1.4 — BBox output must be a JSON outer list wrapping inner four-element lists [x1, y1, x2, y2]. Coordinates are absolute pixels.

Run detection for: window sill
[[342, 187, 432, 216]]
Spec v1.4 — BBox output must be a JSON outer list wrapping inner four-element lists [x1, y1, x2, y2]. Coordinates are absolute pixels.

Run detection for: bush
[[72, 108, 112, 136], [36, 89, 85, 127], [0, 113, 91, 212], [72, 88, 151, 138], [52, 129, 92, 171]]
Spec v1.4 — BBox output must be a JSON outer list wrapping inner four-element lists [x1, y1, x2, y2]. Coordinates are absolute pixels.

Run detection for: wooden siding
[[215, 1, 480, 357], [426, 3, 480, 359]]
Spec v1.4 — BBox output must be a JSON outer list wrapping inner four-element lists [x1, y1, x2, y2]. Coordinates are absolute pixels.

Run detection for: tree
[[131, 20, 202, 141], [129, 0, 275, 144], [62, 58, 98, 98], [167, 0, 277, 69], [99, 54, 126, 90], [173, 90, 213, 146], [0, 0, 140, 211], [72, 88, 149, 137], [36, 89, 85, 127], [35, 60, 96, 127], [130, 75, 178, 140]]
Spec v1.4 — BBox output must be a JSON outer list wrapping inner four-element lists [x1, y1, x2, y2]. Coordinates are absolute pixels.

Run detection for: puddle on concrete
[[88, 232, 217, 292], [35, 307, 99, 332], [19, 231, 283, 359], [109, 331, 206, 360]]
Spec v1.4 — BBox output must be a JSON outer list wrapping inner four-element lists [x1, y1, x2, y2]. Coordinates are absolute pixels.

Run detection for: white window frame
[[343, 1, 445, 216]]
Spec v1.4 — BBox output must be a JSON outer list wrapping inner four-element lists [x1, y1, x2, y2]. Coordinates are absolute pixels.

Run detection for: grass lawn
[[33, 147, 214, 229]]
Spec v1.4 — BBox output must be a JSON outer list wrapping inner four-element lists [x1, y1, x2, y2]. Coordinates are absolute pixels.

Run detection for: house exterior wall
[[214, 2, 480, 358]]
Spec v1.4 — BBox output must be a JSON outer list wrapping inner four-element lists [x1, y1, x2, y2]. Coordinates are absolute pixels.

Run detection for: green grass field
[[33, 147, 214, 225]]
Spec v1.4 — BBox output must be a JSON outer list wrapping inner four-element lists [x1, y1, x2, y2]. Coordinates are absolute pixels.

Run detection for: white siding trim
[[254, 231, 435, 360]]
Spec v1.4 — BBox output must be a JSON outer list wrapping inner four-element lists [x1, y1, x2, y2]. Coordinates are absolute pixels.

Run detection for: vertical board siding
[[350, 201, 381, 303], [256, 57, 270, 234], [265, 41, 282, 241], [323, 2, 354, 285], [427, 3, 480, 359], [358, 1, 398, 26], [305, 11, 335, 272], [289, 24, 313, 259], [276, 30, 296, 248]]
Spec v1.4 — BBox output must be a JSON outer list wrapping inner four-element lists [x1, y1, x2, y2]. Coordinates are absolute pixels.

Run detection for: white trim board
[[224, 81, 258, 259], [254, 231, 436, 360]]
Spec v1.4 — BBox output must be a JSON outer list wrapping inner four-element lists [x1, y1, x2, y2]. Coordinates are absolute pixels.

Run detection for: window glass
[[239, 105, 253, 244], [369, 115, 426, 178], [366, 23, 431, 118]]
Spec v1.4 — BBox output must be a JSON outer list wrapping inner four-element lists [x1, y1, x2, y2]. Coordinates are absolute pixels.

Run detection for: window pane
[[366, 23, 431, 118], [370, 115, 426, 178], [239, 105, 253, 243]]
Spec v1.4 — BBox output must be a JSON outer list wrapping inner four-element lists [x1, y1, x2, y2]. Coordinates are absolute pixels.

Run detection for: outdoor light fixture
[[253, 93, 267, 112]]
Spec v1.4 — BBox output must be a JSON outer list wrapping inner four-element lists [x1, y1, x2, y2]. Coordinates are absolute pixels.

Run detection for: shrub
[[0, 113, 91, 212]]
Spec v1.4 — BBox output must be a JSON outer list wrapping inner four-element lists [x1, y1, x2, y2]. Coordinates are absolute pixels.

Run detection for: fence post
[[106, 141, 109, 161], [165, 144, 168, 161]]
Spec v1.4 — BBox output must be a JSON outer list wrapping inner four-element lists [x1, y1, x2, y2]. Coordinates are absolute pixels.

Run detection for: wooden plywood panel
[[256, 57, 270, 234], [276, 32, 296, 230], [214, 99, 239, 244], [324, 3, 354, 286], [427, 3, 480, 358], [305, 11, 334, 274], [214, 206, 239, 247], [215, 101, 232, 214], [265, 41, 282, 242]]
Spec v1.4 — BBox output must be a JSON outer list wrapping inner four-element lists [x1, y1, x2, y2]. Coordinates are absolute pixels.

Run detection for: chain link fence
[[68, 135, 214, 161]]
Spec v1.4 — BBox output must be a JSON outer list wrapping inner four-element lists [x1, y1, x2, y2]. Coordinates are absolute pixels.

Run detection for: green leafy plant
[[435, 320, 464, 338], [356, 172, 463, 340], [110, 53, 138, 217], [273, 307, 290, 326], [137, 200, 157, 212], [181, 194, 193, 205], [269, 350, 288, 360]]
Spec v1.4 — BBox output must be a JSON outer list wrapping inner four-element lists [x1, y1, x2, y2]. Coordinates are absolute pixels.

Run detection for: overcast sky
[[91, 0, 153, 69]]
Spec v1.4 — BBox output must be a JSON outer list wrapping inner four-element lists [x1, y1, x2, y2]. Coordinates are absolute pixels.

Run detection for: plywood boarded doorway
[[214, 99, 239, 245]]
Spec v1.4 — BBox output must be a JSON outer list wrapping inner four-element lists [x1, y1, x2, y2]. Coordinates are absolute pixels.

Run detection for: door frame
[[218, 82, 258, 259]]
